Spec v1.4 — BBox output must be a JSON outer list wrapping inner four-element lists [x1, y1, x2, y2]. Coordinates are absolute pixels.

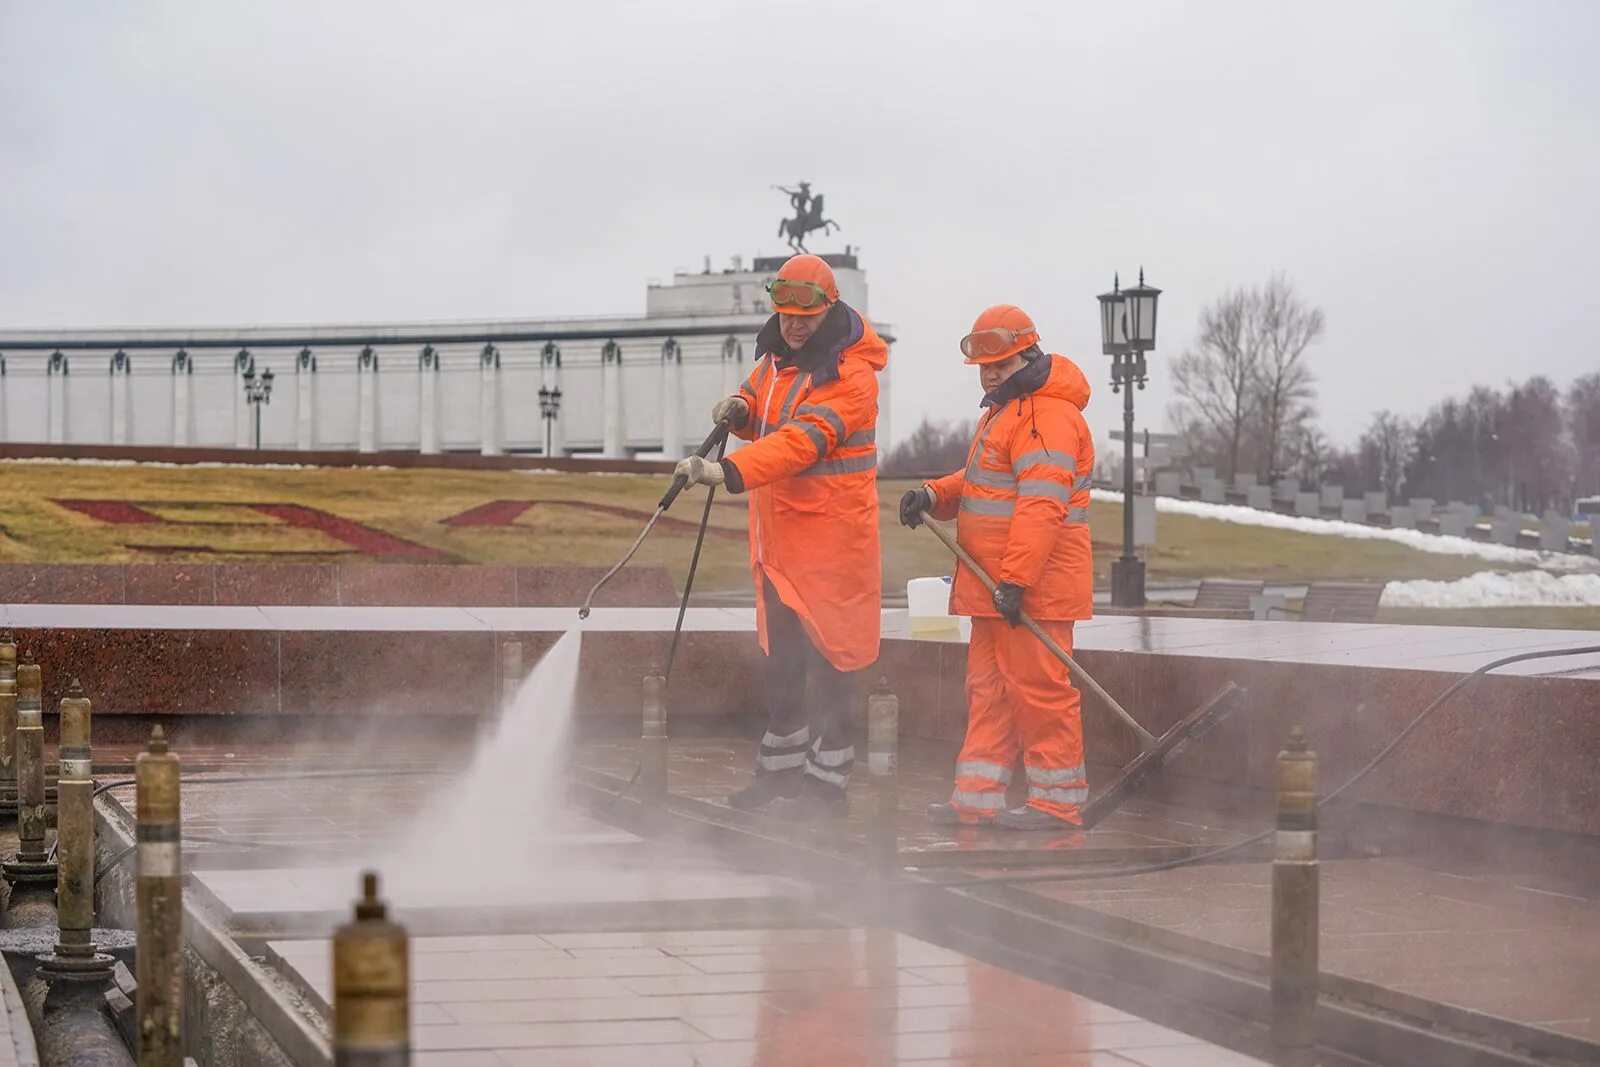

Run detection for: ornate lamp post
[[1099, 269, 1162, 608], [538, 385, 563, 457], [242, 366, 275, 450]]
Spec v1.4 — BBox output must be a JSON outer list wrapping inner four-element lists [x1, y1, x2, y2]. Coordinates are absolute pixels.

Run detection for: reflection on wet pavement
[[268, 927, 1268, 1066]]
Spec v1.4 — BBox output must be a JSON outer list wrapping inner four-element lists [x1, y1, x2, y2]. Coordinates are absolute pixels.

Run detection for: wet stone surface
[[266, 928, 1269, 1067], [105, 750, 1271, 1065]]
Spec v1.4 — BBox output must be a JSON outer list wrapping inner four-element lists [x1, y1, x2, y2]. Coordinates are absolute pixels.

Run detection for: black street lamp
[[1099, 269, 1162, 608], [242, 366, 274, 450], [538, 385, 563, 457]]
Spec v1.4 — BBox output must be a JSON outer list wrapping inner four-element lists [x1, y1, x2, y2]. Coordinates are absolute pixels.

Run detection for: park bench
[[1299, 580, 1387, 622], [1193, 578, 1266, 613]]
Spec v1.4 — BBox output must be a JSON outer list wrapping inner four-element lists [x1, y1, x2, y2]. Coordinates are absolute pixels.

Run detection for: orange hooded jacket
[[925, 353, 1095, 621], [722, 302, 889, 671]]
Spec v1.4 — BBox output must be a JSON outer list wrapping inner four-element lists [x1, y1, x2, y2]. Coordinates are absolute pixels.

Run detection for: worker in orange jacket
[[899, 305, 1095, 830], [675, 253, 887, 819]]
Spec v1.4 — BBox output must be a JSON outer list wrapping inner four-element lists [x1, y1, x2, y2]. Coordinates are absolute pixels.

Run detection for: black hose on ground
[[921, 643, 1600, 888]]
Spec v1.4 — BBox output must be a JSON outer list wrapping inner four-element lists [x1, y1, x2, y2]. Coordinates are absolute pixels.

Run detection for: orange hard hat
[[961, 304, 1040, 364], [768, 254, 839, 316]]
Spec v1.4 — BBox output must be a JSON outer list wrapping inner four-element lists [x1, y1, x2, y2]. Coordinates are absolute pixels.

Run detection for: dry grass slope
[[0, 463, 1511, 601]]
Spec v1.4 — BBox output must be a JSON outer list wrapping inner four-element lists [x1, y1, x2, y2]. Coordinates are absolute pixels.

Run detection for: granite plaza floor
[[108, 750, 1279, 1065]]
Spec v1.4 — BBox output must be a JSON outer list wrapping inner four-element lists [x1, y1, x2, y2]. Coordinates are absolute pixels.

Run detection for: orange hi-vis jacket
[[723, 303, 889, 672], [925, 353, 1095, 621]]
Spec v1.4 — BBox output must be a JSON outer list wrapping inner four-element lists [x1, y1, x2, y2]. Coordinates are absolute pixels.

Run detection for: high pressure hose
[[921, 643, 1600, 888]]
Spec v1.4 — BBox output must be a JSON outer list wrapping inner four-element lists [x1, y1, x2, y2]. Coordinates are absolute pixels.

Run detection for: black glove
[[993, 581, 1025, 627], [898, 487, 932, 528]]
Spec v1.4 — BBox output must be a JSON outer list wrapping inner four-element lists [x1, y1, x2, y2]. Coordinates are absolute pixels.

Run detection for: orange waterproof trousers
[[951, 617, 1087, 823]]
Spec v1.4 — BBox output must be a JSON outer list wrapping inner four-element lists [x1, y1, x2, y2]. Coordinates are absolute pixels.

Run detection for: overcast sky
[[3, 1, 1596, 450]]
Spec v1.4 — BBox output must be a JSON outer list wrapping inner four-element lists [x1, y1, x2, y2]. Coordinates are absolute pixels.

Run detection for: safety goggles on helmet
[[767, 278, 832, 311], [960, 326, 1037, 361]]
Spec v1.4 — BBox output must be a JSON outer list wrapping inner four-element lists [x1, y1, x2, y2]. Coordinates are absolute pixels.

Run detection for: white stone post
[[541, 342, 564, 457], [295, 347, 316, 450], [171, 349, 192, 446], [602, 340, 624, 458], [418, 345, 441, 454], [660, 338, 683, 460], [233, 348, 255, 448], [46, 350, 68, 444], [479, 343, 501, 456], [356, 346, 379, 453], [109, 349, 132, 445]]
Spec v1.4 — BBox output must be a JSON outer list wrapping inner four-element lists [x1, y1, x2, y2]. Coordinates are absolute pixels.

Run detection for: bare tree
[[1567, 373, 1600, 498], [1357, 410, 1414, 498], [1252, 274, 1325, 480], [1170, 275, 1324, 482], [880, 416, 975, 478], [1169, 288, 1264, 481]]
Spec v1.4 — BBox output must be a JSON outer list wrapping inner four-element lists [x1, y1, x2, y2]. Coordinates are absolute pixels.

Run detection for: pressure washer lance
[[576, 419, 731, 620], [334, 871, 410, 1067], [40, 681, 115, 979], [0, 632, 15, 816], [136, 726, 183, 1067]]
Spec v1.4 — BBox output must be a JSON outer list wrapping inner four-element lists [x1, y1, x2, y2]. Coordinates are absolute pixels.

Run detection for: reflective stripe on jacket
[[723, 302, 888, 671], [925, 353, 1095, 621]]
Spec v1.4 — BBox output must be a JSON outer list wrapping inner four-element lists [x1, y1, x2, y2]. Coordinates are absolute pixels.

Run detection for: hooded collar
[[755, 302, 863, 385], [980, 350, 1052, 409]]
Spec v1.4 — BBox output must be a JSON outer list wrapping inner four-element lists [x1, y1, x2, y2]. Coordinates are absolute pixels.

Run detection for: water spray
[[577, 420, 729, 619], [500, 640, 523, 709]]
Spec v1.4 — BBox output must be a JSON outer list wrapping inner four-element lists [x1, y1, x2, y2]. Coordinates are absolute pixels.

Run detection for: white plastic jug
[[907, 576, 957, 634]]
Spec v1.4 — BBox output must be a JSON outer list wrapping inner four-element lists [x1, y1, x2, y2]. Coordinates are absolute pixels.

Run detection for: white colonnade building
[[0, 253, 891, 459]]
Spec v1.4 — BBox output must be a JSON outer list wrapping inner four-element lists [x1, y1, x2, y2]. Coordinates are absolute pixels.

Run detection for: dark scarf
[[754, 302, 855, 384], [981, 349, 1050, 409]]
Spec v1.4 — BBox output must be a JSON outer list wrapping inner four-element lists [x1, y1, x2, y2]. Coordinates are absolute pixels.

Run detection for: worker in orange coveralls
[[674, 253, 888, 820], [899, 305, 1095, 830]]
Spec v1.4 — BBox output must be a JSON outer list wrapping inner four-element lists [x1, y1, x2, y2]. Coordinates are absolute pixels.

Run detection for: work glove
[[674, 454, 726, 488], [993, 581, 1025, 627], [898, 486, 934, 528], [712, 396, 750, 429]]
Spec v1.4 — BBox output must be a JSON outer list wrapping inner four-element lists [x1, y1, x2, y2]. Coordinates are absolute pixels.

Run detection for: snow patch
[[1093, 489, 1596, 571], [1381, 570, 1600, 609]]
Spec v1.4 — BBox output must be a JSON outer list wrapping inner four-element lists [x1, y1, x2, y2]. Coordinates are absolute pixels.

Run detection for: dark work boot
[[994, 805, 1082, 832], [726, 771, 803, 812], [926, 802, 993, 827], [774, 775, 849, 820]]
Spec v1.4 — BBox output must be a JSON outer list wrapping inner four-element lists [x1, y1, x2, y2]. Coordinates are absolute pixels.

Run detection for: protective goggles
[[960, 326, 1037, 362], [766, 278, 832, 310]]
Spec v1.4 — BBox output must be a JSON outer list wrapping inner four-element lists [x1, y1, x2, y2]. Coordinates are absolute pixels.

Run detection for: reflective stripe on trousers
[[956, 759, 1013, 784], [952, 789, 1006, 811], [805, 740, 856, 786], [1027, 763, 1086, 786], [757, 725, 811, 772]]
